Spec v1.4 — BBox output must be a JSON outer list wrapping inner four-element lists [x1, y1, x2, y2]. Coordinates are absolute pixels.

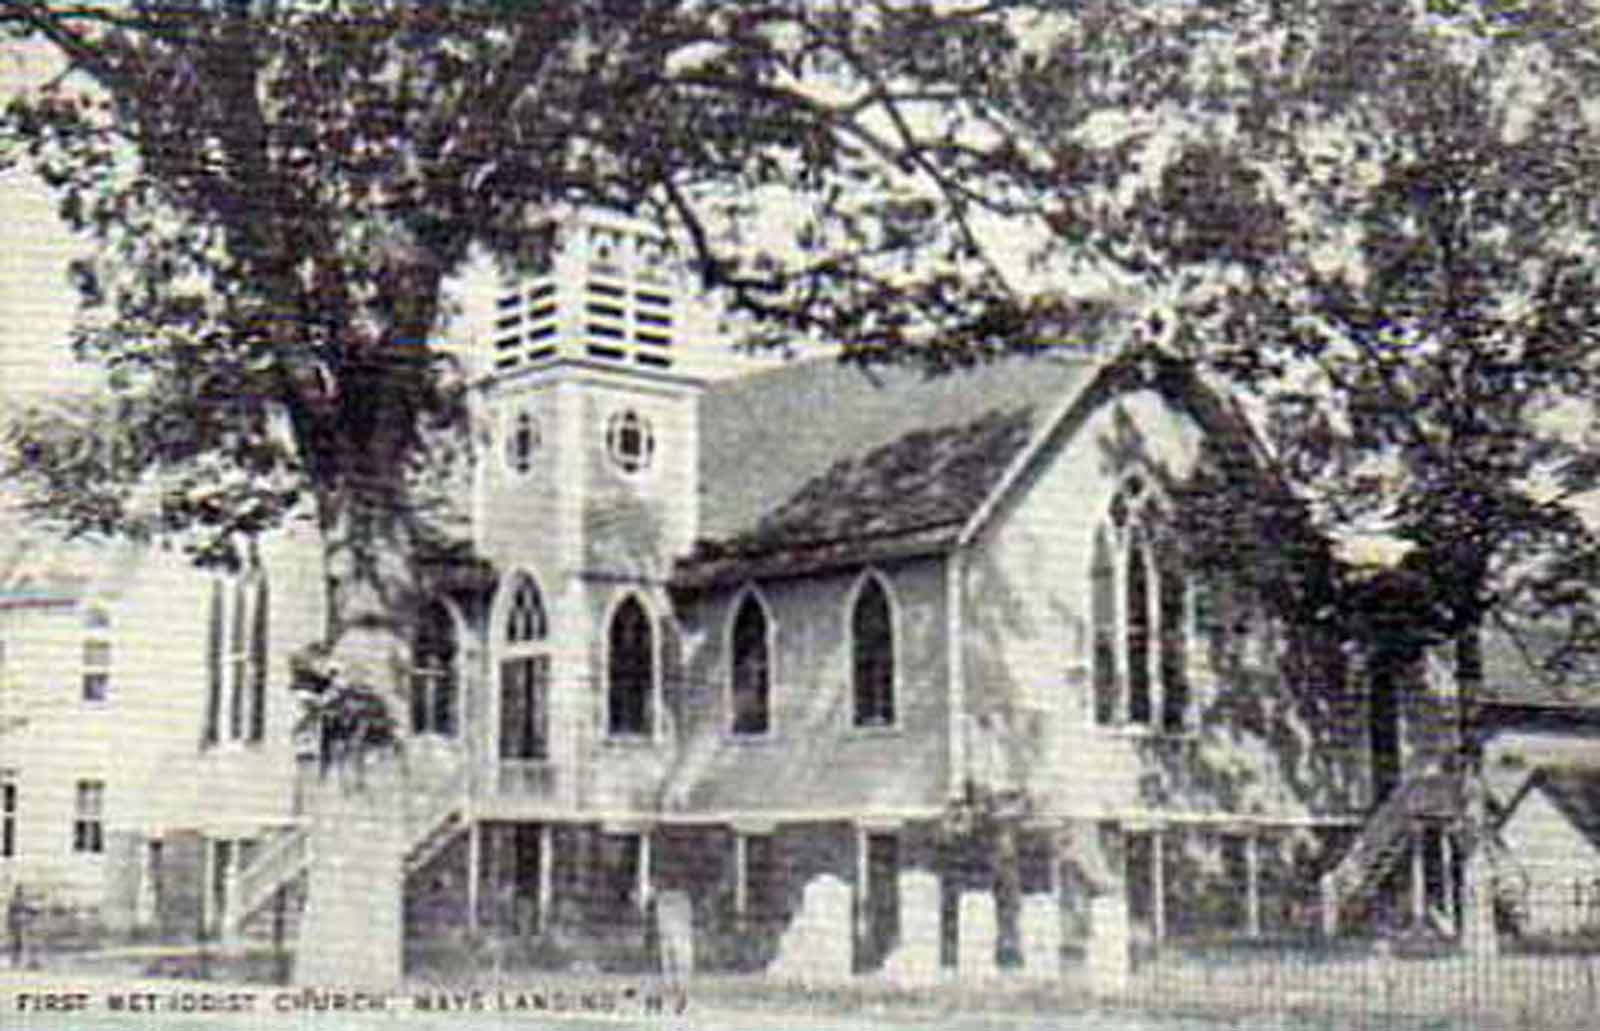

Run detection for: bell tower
[[465, 209, 710, 814], [468, 207, 710, 583]]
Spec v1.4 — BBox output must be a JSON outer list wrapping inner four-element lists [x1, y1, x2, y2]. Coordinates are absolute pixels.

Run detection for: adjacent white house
[[0, 537, 208, 929], [1497, 768, 1600, 937]]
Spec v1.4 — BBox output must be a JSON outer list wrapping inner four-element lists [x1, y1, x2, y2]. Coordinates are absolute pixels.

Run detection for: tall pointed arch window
[[410, 599, 458, 736], [730, 593, 772, 736], [608, 596, 654, 737], [851, 575, 895, 728], [500, 575, 550, 761], [202, 567, 269, 747], [1089, 476, 1190, 731]]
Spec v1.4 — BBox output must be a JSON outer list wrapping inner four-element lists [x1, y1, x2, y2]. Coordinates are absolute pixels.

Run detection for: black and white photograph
[[3, 2, 1600, 1028]]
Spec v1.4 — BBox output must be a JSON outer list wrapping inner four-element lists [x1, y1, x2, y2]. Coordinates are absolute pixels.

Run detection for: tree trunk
[[1455, 619, 1498, 956], [1456, 622, 1483, 779], [316, 489, 423, 745], [292, 488, 422, 986]]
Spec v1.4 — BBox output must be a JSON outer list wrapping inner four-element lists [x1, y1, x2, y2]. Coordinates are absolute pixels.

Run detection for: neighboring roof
[[1480, 624, 1600, 714], [0, 533, 143, 609], [679, 354, 1098, 588], [1503, 767, 1600, 850]]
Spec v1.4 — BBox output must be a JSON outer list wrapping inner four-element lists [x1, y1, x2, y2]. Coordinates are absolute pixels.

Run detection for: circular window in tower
[[504, 409, 540, 475], [606, 408, 655, 475]]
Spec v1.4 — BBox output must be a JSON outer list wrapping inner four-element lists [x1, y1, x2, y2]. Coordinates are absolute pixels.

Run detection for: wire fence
[[1122, 878, 1600, 1029]]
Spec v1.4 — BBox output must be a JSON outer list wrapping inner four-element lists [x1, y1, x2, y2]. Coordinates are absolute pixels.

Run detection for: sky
[[0, 39, 90, 407], [0, 34, 791, 418]]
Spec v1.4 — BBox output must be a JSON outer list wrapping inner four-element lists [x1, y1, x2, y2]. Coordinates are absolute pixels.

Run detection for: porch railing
[[229, 824, 311, 934]]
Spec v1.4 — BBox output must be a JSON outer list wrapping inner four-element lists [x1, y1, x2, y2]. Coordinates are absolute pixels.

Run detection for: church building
[[3, 208, 1471, 979]]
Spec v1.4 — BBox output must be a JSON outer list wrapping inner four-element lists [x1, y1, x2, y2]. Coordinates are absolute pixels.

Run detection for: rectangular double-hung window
[[72, 779, 104, 854], [1, 771, 15, 858]]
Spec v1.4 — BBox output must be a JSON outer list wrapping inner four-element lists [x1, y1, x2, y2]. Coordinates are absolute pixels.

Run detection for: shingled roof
[[677, 354, 1096, 588]]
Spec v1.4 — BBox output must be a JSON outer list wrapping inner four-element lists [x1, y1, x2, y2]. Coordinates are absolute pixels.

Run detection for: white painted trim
[[409, 594, 468, 739], [955, 367, 1101, 549], [603, 406, 659, 481], [637, 830, 652, 912], [477, 354, 708, 395], [1084, 473, 1193, 735], [1091, 810, 1362, 830], [946, 549, 967, 801], [499, 403, 543, 478], [491, 568, 553, 648], [730, 819, 778, 835], [182, 815, 305, 837], [209, 567, 267, 744], [490, 568, 555, 761], [1246, 831, 1261, 938], [733, 833, 749, 917], [588, 805, 947, 827], [537, 823, 554, 932]]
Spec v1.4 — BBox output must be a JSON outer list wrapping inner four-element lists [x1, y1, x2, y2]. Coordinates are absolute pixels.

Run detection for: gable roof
[[677, 354, 1097, 589], [1503, 766, 1600, 850], [0, 527, 155, 611], [1477, 624, 1600, 722]]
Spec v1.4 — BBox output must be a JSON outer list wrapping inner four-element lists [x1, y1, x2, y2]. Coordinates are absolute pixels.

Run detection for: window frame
[[498, 572, 552, 762], [227, 577, 248, 739], [503, 406, 541, 476], [410, 597, 462, 738], [72, 779, 104, 855], [206, 569, 270, 746], [848, 571, 898, 731], [605, 408, 656, 476], [727, 588, 776, 738], [1087, 476, 1194, 734], [1, 771, 16, 859], [605, 593, 658, 740], [81, 605, 112, 703]]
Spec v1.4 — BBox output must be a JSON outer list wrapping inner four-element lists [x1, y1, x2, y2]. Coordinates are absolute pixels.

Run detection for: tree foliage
[[9, 0, 1600, 700], [988, 0, 1600, 691], [0, 0, 1028, 574]]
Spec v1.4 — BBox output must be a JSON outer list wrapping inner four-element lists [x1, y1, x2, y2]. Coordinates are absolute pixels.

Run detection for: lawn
[[28, 938, 1600, 1031]]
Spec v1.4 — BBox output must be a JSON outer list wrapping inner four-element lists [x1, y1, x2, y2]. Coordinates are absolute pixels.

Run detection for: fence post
[[1319, 874, 1337, 938]]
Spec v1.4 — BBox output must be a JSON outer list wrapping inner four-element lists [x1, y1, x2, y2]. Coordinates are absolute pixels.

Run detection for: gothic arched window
[[730, 593, 772, 736], [507, 575, 547, 643], [501, 574, 550, 761], [608, 596, 654, 736], [411, 599, 458, 736], [851, 575, 895, 728], [1089, 478, 1191, 731]]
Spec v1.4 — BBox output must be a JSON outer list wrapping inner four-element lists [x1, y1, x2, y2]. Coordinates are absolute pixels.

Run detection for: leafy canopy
[[986, 0, 1600, 680], [0, 0, 1029, 566]]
